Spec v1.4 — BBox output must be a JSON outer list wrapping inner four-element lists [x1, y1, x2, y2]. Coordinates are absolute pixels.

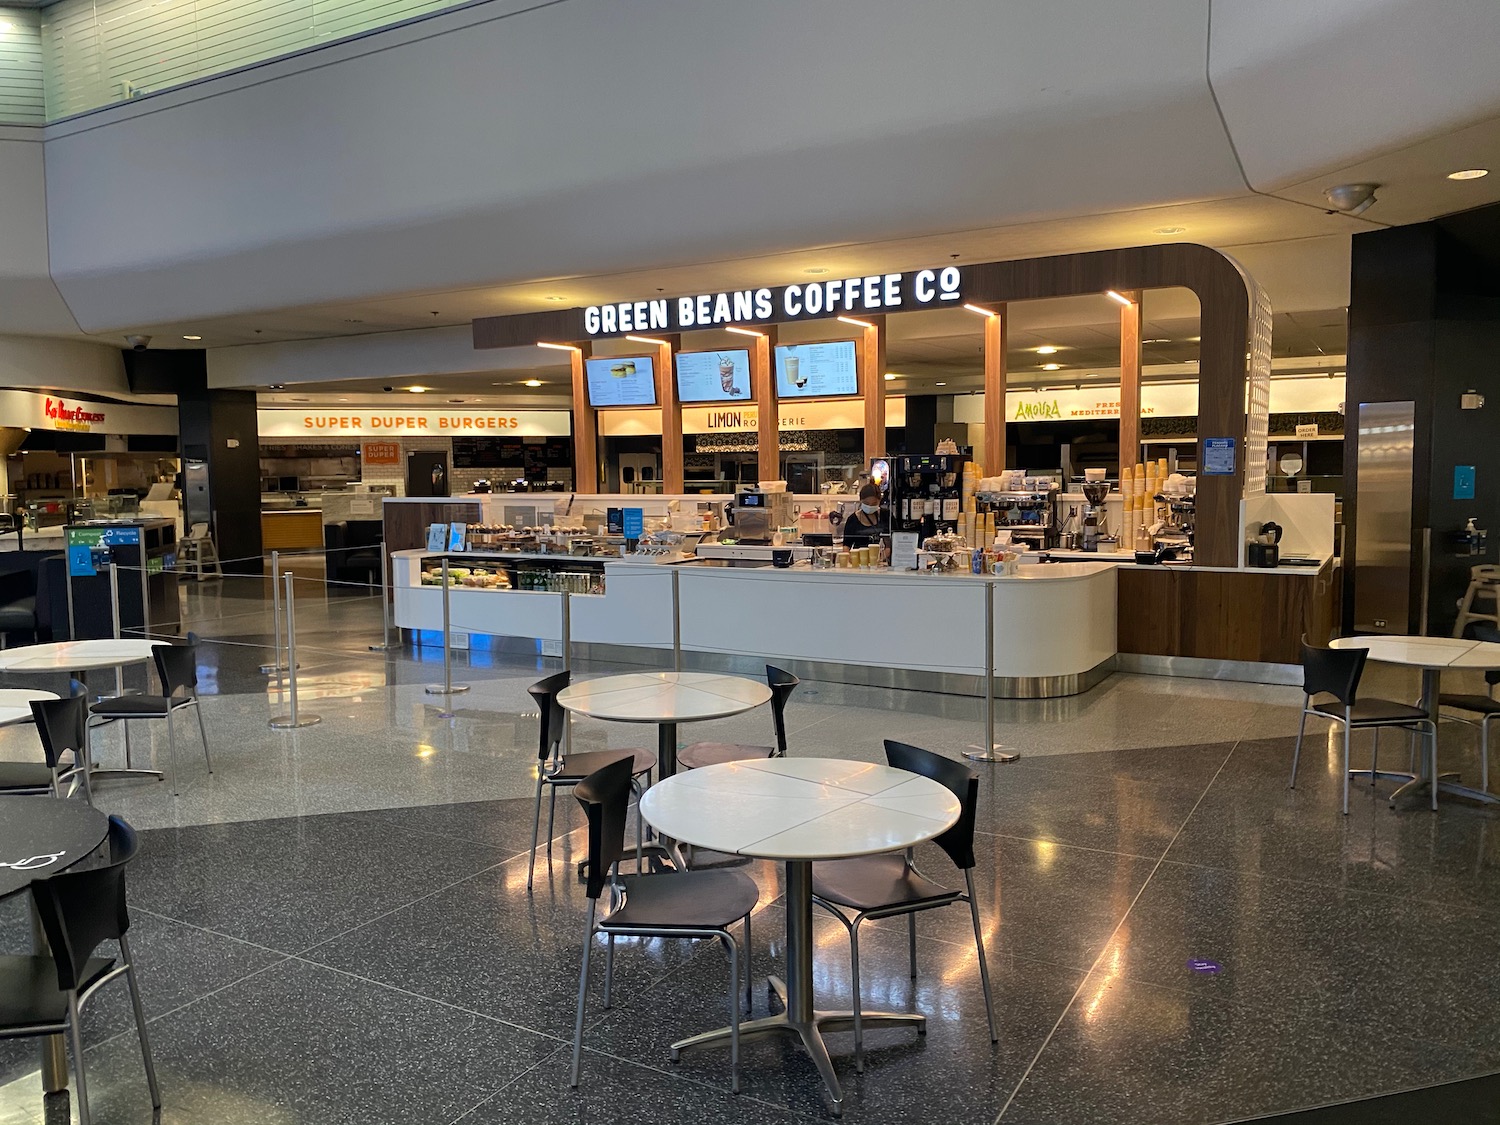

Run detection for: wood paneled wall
[[754, 327, 779, 480], [1118, 291, 1142, 479], [860, 319, 886, 464], [982, 306, 1008, 475], [569, 344, 599, 492]]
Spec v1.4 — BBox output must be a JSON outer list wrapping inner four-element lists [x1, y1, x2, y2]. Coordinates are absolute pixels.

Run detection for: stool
[[179, 522, 224, 580]]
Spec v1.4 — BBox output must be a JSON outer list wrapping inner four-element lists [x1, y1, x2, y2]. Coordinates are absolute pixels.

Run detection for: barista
[[842, 483, 889, 546]]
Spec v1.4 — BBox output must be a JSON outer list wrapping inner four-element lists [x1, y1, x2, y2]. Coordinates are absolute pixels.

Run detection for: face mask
[[860, 503, 879, 515]]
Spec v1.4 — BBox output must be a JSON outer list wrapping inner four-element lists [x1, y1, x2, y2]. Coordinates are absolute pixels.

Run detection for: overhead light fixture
[[883, 373, 897, 381], [1323, 182, 1379, 216], [182, 334, 202, 341], [544, 295, 568, 301], [1153, 226, 1186, 235], [1035, 345, 1058, 355], [805, 267, 829, 275], [1105, 290, 1133, 306], [1143, 338, 1171, 344], [961, 303, 995, 317], [0, 21, 14, 32], [1042, 363, 1061, 371], [838, 316, 875, 329], [269, 383, 285, 390], [1448, 168, 1489, 181], [522, 379, 544, 388], [536, 341, 579, 352], [935, 381, 947, 386], [625, 334, 666, 345], [407, 385, 428, 393], [724, 326, 764, 338]]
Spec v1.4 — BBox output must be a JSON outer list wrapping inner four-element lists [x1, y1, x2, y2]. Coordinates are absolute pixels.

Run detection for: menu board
[[585, 355, 657, 407], [774, 341, 858, 399], [675, 349, 751, 403]]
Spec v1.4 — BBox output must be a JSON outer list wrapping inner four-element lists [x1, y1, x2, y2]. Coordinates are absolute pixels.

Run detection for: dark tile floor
[[4, 731, 1500, 1124]]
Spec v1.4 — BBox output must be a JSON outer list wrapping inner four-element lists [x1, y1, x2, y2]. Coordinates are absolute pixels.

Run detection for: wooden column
[[649, 337, 683, 493], [982, 305, 1008, 475], [860, 318, 886, 465], [568, 342, 599, 491], [1118, 290, 1142, 479], [754, 327, 779, 481]]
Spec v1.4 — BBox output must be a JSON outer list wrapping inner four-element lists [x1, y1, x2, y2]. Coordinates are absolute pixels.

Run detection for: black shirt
[[842, 507, 888, 545]]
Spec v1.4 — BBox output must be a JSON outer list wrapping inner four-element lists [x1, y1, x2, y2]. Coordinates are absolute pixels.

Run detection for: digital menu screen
[[675, 349, 751, 403], [585, 355, 657, 407], [774, 341, 858, 399]]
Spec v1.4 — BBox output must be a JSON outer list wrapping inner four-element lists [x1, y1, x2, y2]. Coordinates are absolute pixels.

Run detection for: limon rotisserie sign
[[599, 398, 906, 437]]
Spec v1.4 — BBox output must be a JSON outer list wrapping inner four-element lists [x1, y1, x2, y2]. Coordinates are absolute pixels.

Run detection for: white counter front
[[391, 550, 1117, 697]]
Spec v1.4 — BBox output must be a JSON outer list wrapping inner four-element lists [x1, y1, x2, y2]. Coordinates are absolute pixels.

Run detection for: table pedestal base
[[668, 860, 926, 1117]]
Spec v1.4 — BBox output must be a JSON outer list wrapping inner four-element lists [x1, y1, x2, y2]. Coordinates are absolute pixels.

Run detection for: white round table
[[1331, 635, 1500, 806], [0, 688, 59, 728], [640, 757, 961, 1114], [556, 671, 773, 777], [0, 639, 168, 785]]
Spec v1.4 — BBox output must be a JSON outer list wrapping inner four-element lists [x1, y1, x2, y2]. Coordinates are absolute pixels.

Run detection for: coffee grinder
[[1080, 481, 1112, 553]]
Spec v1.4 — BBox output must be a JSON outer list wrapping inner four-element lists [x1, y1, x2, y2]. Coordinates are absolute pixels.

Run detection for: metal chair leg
[[1429, 723, 1439, 812], [1371, 728, 1380, 786], [966, 869, 998, 1043], [67, 993, 91, 1125], [194, 701, 212, 773], [570, 903, 597, 1087], [526, 777, 544, 890], [743, 912, 753, 1012], [908, 912, 918, 979], [1290, 705, 1309, 788], [546, 786, 558, 855], [123, 719, 132, 768], [1341, 723, 1351, 815], [1483, 718, 1493, 793], [120, 936, 162, 1110], [603, 934, 616, 1009], [167, 712, 180, 797], [727, 932, 741, 1095], [849, 918, 865, 1073]]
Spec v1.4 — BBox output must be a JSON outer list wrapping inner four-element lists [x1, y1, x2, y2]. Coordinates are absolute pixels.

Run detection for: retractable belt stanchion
[[561, 591, 571, 753], [369, 543, 400, 652], [425, 558, 470, 709], [270, 571, 321, 729], [966, 580, 1019, 764], [259, 550, 292, 675]]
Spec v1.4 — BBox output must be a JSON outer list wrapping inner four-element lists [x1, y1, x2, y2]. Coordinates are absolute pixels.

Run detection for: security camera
[[125, 335, 152, 351], [382, 385, 394, 393], [1323, 183, 1379, 217]]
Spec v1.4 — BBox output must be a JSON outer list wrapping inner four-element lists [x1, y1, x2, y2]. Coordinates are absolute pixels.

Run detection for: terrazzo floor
[[0, 570, 1497, 1124]]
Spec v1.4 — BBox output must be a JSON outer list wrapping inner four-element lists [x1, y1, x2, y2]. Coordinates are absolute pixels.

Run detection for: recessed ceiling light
[[269, 383, 285, 390], [1144, 338, 1171, 344], [1035, 345, 1058, 355], [182, 334, 202, 341], [1154, 226, 1187, 235], [448, 398, 466, 404], [883, 373, 897, 381], [337, 398, 348, 402], [407, 385, 428, 393], [0, 21, 14, 32], [544, 295, 567, 301], [935, 381, 947, 386], [1041, 363, 1062, 371], [805, 267, 829, 275], [1447, 169, 1489, 181], [522, 379, 544, 388], [343, 318, 363, 324]]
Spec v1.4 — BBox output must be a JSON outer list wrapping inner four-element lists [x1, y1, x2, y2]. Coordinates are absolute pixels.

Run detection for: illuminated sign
[[581, 267, 964, 338], [257, 409, 571, 438]]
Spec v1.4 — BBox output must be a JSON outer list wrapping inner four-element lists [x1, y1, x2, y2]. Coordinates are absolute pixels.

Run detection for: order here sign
[[256, 409, 571, 438]]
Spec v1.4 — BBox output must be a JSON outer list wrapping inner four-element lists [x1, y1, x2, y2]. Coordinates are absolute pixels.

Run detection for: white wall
[[0, 131, 80, 336], [0, 333, 130, 395], [0, 9, 43, 123], [209, 325, 540, 387]]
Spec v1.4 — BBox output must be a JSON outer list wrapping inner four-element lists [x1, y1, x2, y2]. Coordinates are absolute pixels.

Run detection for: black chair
[[1289, 642, 1438, 813], [677, 665, 799, 770], [569, 757, 758, 1092], [0, 815, 161, 1125], [0, 568, 38, 648], [811, 740, 997, 1072], [323, 520, 384, 588], [88, 641, 212, 796], [526, 671, 656, 890], [1438, 624, 1500, 794], [0, 688, 92, 801]]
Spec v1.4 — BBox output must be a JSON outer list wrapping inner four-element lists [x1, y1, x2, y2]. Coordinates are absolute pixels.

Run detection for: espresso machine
[[978, 489, 1059, 550], [725, 489, 792, 544], [1080, 480, 1113, 553]]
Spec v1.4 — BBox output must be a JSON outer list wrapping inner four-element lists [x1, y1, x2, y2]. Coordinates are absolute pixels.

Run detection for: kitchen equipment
[[890, 454, 969, 544], [725, 489, 793, 544], [977, 488, 1059, 550], [1079, 480, 1112, 551], [771, 549, 794, 568], [1247, 520, 1283, 568]]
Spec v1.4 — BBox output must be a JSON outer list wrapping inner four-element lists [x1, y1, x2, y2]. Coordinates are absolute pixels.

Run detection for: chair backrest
[[527, 670, 570, 763], [1300, 642, 1366, 705], [29, 695, 88, 772], [31, 815, 138, 991], [574, 757, 634, 900], [766, 665, 799, 756], [884, 739, 979, 871], [153, 641, 198, 697], [188, 523, 209, 540]]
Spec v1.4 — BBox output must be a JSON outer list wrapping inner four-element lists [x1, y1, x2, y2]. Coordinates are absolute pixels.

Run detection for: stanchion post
[[561, 590, 571, 673], [270, 571, 321, 729], [966, 579, 1019, 764], [260, 550, 291, 675], [369, 542, 400, 652], [425, 557, 470, 700]]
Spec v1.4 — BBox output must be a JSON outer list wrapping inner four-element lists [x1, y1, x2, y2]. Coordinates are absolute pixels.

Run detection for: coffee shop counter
[[390, 549, 1117, 698]]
